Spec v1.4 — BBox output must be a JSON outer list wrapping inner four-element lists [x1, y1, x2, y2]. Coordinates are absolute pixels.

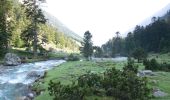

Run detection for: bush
[[47, 52, 67, 59], [123, 57, 138, 74], [67, 54, 80, 61], [48, 81, 84, 100], [48, 61, 151, 100], [144, 58, 170, 71], [103, 67, 150, 100], [144, 59, 159, 71]]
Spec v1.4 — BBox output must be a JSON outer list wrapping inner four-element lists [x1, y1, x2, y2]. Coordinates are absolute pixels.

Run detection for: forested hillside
[[102, 10, 170, 57], [0, 0, 80, 57], [43, 11, 83, 43]]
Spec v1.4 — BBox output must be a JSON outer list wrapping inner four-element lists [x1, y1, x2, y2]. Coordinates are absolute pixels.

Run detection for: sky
[[42, 0, 170, 46]]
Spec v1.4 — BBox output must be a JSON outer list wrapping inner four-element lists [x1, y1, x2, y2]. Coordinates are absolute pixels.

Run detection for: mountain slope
[[140, 3, 170, 26], [42, 11, 83, 43]]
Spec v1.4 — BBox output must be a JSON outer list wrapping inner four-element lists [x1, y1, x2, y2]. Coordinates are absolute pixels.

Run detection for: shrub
[[103, 64, 150, 100], [48, 81, 84, 100], [144, 58, 170, 71], [78, 72, 103, 96], [123, 57, 138, 74], [48, 61, 151, 100], [67, 54, 80, 61], [144, 59, 159, 71]]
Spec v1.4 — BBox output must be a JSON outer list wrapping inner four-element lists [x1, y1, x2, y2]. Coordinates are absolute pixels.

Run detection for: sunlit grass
[[34, 61, 117, 100], [34, 53, 170, 100]]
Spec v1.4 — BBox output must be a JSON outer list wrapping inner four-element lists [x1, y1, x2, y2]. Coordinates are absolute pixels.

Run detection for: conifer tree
[[23, 0, 46, 57], [0, 0, 13, 56], [82, 31, 93, 60]]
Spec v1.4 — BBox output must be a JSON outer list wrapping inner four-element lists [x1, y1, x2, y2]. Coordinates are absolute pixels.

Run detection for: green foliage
[[0, 0, 13, 56], [144, 58, 170, 71], [104, 68, 151, 100], [102, 36, 125, 57], [132, 18, 170, 53], [67, 54, 80, 61], [93, 46, 103, 57], [112, 32, 124, 56], [0, 0, 79, 57], [123, 58, 138, 74], [21, 24, 34, 47], [132, 48, 147, 62], [47, 52, 67, 59], [48, 61, 151, 100], [23, 0, 46, 56], [78, 72, 101, 87], [82, 31, 93, 60], [48, 81, 84, 100], [102, 13, 170, 56], [125, 32, 136, 55]]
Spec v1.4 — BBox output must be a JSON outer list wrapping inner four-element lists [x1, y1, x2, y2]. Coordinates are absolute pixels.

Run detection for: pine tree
[[0, 0, 13, 56], [23, 0, 46, 57], [82, 31, 93, 60]]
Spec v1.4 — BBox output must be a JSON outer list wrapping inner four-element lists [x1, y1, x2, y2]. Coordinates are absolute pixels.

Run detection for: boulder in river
[[26, 71, 45, 79], [4, 53, 21, 66], [27, 93, 34, 99]]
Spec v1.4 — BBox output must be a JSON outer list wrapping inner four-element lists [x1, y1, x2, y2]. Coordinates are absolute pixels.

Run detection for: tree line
[[102, 11, 170, 57]]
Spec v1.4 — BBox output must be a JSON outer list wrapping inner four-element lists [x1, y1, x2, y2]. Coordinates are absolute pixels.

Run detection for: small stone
[[27, 93, 34, 99], [153, 90, 167, 97]]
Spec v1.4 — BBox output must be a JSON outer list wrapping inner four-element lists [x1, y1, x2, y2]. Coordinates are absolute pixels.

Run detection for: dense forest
[[0, 0, 79, 57], [102, 10, 170, 57]]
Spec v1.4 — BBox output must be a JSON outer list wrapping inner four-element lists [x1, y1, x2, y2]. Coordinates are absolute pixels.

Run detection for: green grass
[[148, 53, 170, 63], [149, 72, 170, 100], [34, 53, 170, 100], [34, 61, 117, 100], [148, 53, 170, 100], [33, 60, 148, 100]]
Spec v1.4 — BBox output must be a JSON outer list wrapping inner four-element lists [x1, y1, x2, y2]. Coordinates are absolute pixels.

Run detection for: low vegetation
[[33, 61, 117, 100], [144, 58, 170, 71], [33, 53, 170, 100], [66, 53, 81, 61], [48, 61, 151, 100], [33, 60, 149, 100]]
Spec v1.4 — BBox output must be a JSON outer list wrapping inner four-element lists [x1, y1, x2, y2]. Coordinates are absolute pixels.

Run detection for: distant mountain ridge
[[42, 11, 83, 43], [125, 3, 170, 36], [140, 3, 170, 26]]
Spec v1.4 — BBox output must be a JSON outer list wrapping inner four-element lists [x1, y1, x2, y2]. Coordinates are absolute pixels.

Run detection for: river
[[0, 60, 65, 100]]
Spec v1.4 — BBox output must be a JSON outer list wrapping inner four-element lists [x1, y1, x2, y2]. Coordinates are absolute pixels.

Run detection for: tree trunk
[[33, 29, 38, 57]]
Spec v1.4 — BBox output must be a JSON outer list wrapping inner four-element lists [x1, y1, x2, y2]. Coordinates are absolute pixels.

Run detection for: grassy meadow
[[33, 53, 170, 100]]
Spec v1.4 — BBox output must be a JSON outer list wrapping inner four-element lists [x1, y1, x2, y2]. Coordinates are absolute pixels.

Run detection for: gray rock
[[27, 71, 45, 79], [153, 88, 167, 97], [27, 71, 40, 78], [137, 70, 154, 77], [27, 93, 34, 99], [4, 53, 21, 66]]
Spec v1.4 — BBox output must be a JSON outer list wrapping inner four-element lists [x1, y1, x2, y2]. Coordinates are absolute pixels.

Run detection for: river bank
[[0, 60, 65, 100]]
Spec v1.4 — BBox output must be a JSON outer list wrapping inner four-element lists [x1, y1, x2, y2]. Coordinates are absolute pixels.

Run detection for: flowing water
[[0, 60, 65, 100]]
